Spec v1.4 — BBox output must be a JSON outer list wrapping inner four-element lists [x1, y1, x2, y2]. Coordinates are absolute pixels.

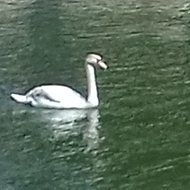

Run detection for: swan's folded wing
[[30, 88, 61, 103], [40, 90, 61, 103], [27, 85, 87, 108]]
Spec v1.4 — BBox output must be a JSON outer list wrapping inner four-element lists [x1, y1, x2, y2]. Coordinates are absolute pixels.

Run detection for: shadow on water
[[40, 108, 100, 152], [0, 107, 102, 190], [26, 0, 72, 85]]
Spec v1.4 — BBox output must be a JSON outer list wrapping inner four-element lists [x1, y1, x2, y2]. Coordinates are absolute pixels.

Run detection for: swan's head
[[86, 53, 107, 69]]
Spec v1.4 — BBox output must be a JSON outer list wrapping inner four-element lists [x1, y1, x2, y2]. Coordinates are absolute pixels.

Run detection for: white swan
[[10, 53, 107, 109]]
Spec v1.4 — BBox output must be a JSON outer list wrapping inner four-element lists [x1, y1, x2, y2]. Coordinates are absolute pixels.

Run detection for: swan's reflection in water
[[40, 109, 100, 151]]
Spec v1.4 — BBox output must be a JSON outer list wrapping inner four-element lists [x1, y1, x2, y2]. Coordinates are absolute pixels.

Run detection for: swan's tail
[[10, 93, 27, 103]]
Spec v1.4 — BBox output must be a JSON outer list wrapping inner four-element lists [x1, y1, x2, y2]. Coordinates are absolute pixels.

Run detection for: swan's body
[[11, 53, 107, 109]]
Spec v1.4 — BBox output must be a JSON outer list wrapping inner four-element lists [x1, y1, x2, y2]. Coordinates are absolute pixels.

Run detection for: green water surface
[[0, 0, 190, 190]]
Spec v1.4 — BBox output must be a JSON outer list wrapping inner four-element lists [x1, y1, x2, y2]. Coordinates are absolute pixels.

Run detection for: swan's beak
[[98, 60, 108, 70]]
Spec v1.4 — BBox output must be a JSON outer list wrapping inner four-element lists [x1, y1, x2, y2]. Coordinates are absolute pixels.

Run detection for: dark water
[[0, 0, 190, 189]]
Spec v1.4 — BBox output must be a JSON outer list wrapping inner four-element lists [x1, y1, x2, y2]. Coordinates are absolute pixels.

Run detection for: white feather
[[10, 54, 107, 109]]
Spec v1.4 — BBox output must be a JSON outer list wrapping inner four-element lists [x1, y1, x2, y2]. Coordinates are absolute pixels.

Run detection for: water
[[0, 0, 190, 189]]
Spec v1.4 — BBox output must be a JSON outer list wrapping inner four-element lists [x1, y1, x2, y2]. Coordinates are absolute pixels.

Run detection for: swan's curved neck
[[86, 63, 99, 107]]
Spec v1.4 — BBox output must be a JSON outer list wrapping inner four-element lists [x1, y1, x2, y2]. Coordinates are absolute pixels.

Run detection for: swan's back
[[28, 85, 87, 109]]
